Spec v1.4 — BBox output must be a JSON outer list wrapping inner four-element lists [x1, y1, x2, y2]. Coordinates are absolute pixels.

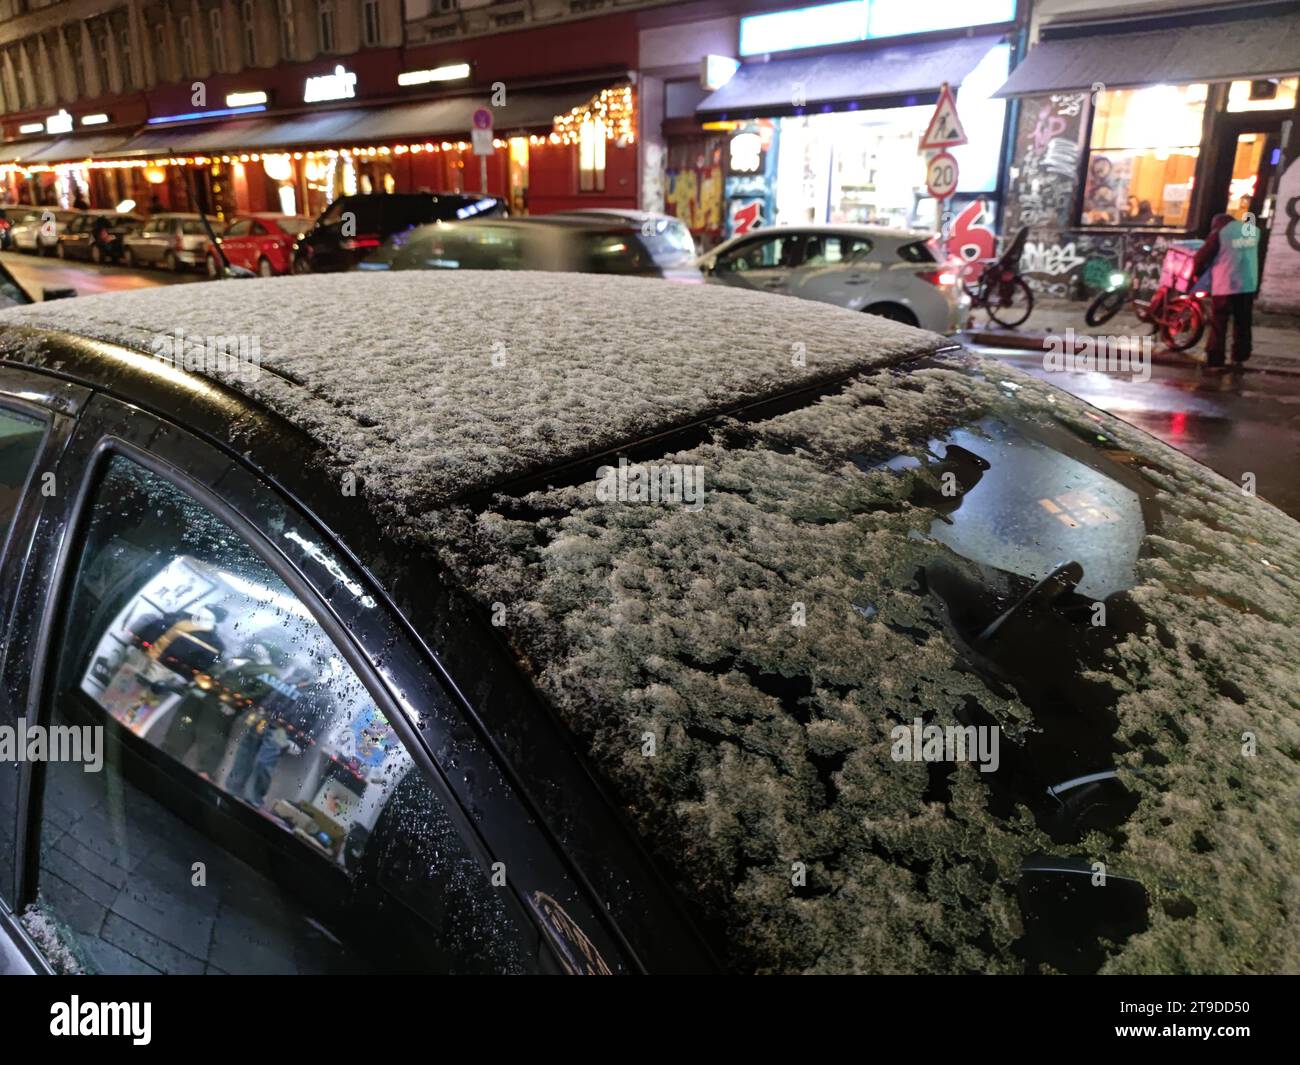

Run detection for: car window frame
[[5, 389, 631, 974], [0, 366, 90, 920]]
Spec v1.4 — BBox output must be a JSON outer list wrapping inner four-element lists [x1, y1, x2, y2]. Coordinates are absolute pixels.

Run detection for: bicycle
[[1085, 273, 1206, 351], [961, 225, 1035, 329], [1084, 244, 1206, 352]]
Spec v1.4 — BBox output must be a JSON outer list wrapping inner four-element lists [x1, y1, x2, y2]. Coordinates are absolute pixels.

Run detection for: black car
[[56, 211, 145, 264], [0, 273, 1296, 976], [291, 192, 503, 274], [357, 216, 701, 281]]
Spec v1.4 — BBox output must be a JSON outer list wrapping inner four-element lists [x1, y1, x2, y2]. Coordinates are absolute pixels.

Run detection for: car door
[[711, 232, 806, 295], [789, 234, 881, 309], [218, 219, 252, 269], [0, 388, 635, 974], [0, 366, 90, 971]]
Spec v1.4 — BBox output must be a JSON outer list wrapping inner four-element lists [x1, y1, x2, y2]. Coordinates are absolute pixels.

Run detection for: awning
[[0, 138, 52, 163], [109, 84, 610, 158], [995, 10, 1300, 96], [0, 133, 137, 164], [696, 34, 1006, 119]]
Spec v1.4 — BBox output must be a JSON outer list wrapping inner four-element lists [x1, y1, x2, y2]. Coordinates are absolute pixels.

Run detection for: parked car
[[0, 273, 1296, 976], [699, 224, 967, 333], [292, 192, 504, 274], [9, 208, 81, 256], [121, 212, 211, 271], [544, 208, 698, 264], [358, 216, 701, 281], [207, 212, 314, 277], [0, 204, 22, 250], [56, 211, 145, 264]]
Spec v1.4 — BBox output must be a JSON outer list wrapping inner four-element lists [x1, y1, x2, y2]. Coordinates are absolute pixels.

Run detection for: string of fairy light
[[0, 85, 638, 176]]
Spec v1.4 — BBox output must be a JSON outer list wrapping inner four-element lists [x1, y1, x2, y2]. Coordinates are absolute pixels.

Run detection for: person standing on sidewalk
[[1193, 212, 1259, 369]]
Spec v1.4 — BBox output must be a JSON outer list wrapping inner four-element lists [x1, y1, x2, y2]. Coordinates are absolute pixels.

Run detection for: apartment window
[[242, 0, 257, 66], [209, 9, 226, 71], [317, 0, 335, 52], [179, 16, 195, 74], [278, 0, 297, 60], [1080, 84, 1207, 230], [153, 24, 166, 82], [578, 114, 606, 192], [362, 0, 381, 47], [119, 30, 132, 87], [96, 32, 111, 88], [67, 28, 86, 98]]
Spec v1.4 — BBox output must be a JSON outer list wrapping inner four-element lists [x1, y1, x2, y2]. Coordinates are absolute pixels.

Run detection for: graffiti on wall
[[1019, 232, 1125, 298], [1006, 92, 1089, 233], [666, 165, 723, 236], [1259, 156, 1300, 313]]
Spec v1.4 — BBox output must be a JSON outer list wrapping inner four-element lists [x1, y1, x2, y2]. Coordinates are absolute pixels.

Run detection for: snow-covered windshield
[[426, 351, 1300, 975]]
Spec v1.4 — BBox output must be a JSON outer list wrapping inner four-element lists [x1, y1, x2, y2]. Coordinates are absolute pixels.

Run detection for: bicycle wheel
[[987, 276, 1034, 328], [1162, 298, 1204, 351], [1085, 288, 1126, 327]]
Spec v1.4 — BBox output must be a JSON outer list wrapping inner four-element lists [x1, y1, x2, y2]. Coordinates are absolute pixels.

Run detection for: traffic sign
[[471, 106, 494, 156], [919, 83, 967, 151], [926, 151, 959, 199], [472, 107, 493, 130]]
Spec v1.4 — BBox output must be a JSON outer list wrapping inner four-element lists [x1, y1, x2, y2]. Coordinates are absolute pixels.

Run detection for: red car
[[206, 212, 314, 277]]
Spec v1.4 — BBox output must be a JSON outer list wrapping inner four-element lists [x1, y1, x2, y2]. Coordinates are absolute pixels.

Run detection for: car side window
[[249, 221, 269, 237], [224, 220, 251, 237], [0, 405, 46, 564], [803, 236, 873, 266], [26, 453, 536, 974], [182, 221, 207, 236], [719, 234, 801, 272]]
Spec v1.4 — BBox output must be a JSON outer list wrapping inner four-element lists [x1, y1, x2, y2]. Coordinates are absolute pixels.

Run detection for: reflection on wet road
[[1, 249, 200, 298], [969, 346, 1300, 519]]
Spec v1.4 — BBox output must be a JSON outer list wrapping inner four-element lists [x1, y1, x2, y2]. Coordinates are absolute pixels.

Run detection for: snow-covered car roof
[[0, 271, 949, 509]]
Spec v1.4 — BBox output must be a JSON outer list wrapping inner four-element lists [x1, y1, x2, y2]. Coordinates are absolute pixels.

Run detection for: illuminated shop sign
[[397, 63, 471, 87], [226, 91, 269, 107], [739, 0, 1017, 57], [81, 113, 110, 126], [304, 65, 358, 103], [45, 109, 74, 134], [19, 122, 43, 134]]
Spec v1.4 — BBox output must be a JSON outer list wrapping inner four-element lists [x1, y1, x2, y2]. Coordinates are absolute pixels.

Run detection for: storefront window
[[1227, 77, 1298, 113], [1080, 84, 1207, 229], [579, 116, 606, 192]]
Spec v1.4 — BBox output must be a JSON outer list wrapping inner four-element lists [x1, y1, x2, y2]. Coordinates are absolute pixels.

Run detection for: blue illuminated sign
[[147, 104, 267, 125], [739, 0, 1017, 57]]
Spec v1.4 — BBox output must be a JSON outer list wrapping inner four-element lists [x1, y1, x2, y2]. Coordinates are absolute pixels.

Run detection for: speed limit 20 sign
[[926, 152, 959, 200]]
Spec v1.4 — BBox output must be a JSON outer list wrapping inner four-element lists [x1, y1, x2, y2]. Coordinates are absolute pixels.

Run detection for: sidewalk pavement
[[962, 297, 1300, 376]]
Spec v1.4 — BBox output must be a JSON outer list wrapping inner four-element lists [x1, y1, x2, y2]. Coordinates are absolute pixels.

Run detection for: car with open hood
[[0, 274, 1295, 975]]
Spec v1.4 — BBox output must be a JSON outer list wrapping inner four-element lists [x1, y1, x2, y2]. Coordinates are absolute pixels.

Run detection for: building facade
[[996, 0, 1300, 308], [0, 0, 663, 218]]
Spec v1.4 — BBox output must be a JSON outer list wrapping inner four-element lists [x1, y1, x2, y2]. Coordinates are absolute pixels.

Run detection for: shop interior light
[[116, 198, 136, 213], [398, 64, 471, 87], [226, 91, 269, 108]]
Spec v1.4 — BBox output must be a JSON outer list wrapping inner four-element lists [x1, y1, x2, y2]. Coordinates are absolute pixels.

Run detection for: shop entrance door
[[1203, 112, 1286, 269]]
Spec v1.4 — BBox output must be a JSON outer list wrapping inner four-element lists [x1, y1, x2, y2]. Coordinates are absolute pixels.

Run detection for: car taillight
[[340, 235, 381, 251], [918, 269, 958, 287]]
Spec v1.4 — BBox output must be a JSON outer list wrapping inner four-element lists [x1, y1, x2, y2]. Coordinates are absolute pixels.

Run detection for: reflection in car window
[[29, 454, 535, 974], [720, 234, 802, 271], [0, 405, 45, 561], [802, 236, 873, 266]]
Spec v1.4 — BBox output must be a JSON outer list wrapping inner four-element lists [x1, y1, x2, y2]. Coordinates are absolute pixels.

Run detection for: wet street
[[969, 344, 1300, 519], [0, 249, 198, 298]]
